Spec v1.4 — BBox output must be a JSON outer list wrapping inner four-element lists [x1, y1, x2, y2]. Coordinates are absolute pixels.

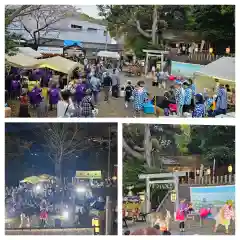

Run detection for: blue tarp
[[64, 40, 83, 47]]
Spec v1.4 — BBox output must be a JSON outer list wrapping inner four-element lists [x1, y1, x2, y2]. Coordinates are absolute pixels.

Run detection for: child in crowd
[[192, 94, 205, 117], [124, 80, 134, 108]]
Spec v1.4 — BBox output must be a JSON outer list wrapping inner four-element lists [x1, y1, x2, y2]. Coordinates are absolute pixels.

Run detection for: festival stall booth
[[63, 40, 85, 60], [5, 53, 40, 69], [37, 56, 84, 82], [97, 51, 120, 59], [122, 196, 142, 221], [194, 57, 235, 94]]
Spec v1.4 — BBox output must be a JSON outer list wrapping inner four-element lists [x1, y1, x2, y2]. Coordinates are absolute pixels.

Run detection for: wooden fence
[[180, 174, 235, 185]]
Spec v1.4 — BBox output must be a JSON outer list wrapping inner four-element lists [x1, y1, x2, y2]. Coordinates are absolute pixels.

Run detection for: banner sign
[[190, 185, 235, 211], [75, 171, 102, 179]]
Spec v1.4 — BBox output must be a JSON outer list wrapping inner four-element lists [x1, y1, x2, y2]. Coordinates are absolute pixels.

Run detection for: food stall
[[123, 196, 142, 220], [194, 57, 235, 94]]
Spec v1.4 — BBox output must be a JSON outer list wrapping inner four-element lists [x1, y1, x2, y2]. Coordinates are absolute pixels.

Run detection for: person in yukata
[[192, 94, 205, 118], [182, 81, 192, 114], [132, 81, 148, 117], [174, 80, 185, 117], [214, 84, 228, 116]]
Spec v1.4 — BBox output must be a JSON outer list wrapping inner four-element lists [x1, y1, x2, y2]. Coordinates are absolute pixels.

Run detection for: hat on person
[[174, 80, 182, 85]]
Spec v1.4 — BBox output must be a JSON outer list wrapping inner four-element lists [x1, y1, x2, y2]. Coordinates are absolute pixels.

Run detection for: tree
[[98, 5, 189, 51], [10, 5, 77, 49], [123, 124, 184, 187], [187, 5, 235, 53], [187, 126, 235, 167], [38, 123, 117, 184], [5, 5, 37, 55]]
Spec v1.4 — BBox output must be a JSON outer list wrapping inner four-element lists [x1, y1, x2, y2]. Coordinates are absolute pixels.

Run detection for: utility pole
[[107, 124, 111, 179], [105, 30, 108, 51]]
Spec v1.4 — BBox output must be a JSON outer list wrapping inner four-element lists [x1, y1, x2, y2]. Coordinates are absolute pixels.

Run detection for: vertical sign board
[[190, 185, 235, 218]]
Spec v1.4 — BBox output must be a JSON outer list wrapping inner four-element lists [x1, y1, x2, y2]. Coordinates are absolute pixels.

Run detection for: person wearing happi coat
[[29, 84, 42, 107], [213, 200, 234, 234], [48, 83, 60, 110]]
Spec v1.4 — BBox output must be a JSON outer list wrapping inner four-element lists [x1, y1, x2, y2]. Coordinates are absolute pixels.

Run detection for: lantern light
[[228, 164, 233, 173], [171, 190, 177, 202]]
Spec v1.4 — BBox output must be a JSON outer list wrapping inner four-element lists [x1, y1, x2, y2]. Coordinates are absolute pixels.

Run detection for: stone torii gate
[[143, 49, 169, 76], [139, 172, 186, 213]]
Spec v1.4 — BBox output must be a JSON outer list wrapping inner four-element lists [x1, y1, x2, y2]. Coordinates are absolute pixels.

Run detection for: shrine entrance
[[139, 172, 186, 213]]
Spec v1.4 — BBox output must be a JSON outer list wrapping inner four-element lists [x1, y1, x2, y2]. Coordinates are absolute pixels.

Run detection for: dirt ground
[[7, 73, 170, 118]]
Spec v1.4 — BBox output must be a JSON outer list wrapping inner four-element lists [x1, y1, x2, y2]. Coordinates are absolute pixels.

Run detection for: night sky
[[5, 123, 117, 186]]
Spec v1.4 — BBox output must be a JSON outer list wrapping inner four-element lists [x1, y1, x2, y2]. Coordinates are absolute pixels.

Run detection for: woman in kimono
[[213, 200, 234, 234]]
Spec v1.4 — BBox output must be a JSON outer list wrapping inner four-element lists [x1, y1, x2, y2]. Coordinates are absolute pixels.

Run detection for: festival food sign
[[75, 171, 102, 179], [37, 46, 63, 55]]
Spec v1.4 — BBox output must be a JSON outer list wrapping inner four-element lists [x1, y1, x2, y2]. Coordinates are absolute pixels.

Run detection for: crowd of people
[[5, 57, 122, 118], [123, 198, 234, 235], [5, 56, 235, 118], [5, 177, 117, 229], [124, 68, 235, 118]]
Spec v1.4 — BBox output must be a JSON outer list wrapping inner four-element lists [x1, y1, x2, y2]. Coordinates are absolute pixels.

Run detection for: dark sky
[[5, 123, 117, 186]]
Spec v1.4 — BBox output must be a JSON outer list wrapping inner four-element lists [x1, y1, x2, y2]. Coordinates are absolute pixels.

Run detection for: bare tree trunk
[[144, 124, 152, 167], [151, 5, 158, 45], [55, 162, 62, 185]]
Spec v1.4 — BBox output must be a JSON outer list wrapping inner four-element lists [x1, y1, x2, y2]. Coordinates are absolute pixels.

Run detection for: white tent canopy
[[5, 53, 39, 68], [97, 51, 120, 59], [195, 57, 235, 82], [17, 47, 42, 58]]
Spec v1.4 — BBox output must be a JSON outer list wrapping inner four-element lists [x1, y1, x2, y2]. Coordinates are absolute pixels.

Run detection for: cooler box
[[143, 102, 155, 114], [120, 86, 125, 97]]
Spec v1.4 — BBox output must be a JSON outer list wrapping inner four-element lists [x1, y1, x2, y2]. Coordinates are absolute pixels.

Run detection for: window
[[71, 24, 82, 30], [87, 28, 97, 32]]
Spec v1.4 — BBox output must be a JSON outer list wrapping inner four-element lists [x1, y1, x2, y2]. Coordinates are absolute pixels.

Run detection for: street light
[[112, 176, 117, 181], [76, 186, 86, 193], [206, 168, 211, 175], [171, 190, 177, 202], [228, 164, 233, 174]]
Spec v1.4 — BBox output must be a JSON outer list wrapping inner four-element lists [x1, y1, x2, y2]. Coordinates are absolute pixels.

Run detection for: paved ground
[[124, 219, 235, 235], [8, 72, 169, 118], [6, 228, 94, 235]]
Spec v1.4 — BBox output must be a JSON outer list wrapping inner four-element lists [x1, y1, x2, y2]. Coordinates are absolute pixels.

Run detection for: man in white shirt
[[57, 91, 75, 117]]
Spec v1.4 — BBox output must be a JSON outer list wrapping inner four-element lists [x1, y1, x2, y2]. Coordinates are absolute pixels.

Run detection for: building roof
[[8, 17, 113, 45]]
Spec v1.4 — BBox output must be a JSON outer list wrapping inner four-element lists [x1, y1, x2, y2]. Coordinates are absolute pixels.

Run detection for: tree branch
[[136, 20, 151, 38], [123, 138, 144, 160]]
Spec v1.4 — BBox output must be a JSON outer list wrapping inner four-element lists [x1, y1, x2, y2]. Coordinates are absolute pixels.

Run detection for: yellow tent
[[5, 53, 39, 68], [21, 176, 41, 184], [38, 56, 83, 75], [38, 174, 54, 181]]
